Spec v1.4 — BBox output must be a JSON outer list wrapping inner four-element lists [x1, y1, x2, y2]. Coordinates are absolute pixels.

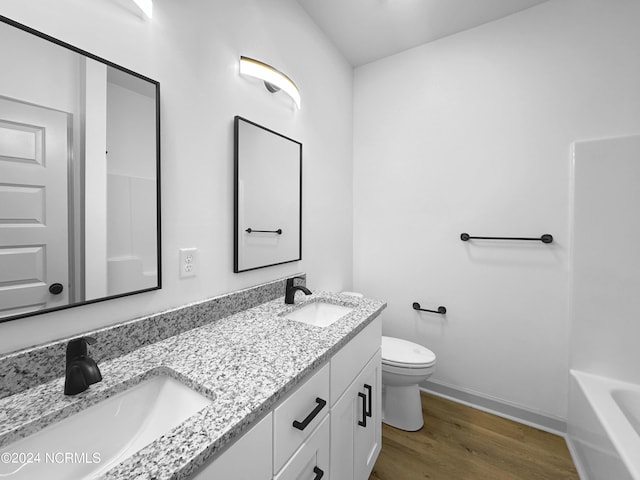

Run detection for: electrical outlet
[[179, 248, 198, 278]]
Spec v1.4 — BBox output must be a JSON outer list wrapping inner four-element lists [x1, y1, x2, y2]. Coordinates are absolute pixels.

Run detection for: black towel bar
[[413, 302, 446, 314], [460, 233, 553, 243]]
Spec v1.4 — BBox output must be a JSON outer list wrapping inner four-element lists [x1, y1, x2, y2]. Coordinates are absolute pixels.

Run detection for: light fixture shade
[[131, 0, 153, 18], [240, 56, 301, 109]]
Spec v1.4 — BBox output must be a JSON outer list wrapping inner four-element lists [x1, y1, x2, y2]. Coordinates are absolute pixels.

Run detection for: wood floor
[[369, 392, 579, 480]]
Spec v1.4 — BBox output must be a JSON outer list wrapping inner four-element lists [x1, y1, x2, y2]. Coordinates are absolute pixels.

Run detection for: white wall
[[571, 135, 640, 385], [0, 20, 79, 113], [106, 81, 156, 179], [0, 0, 353, 354], [353, 0, 640, 420]]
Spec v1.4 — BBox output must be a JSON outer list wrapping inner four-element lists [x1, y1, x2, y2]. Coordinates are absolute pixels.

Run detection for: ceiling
[[296, 0, 549, 67]]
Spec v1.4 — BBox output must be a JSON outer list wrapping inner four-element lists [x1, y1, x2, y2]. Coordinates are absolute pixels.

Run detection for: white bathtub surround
[[568, 135, 640, 477], [570, 135, 640, 385], [568, 371, 639, 480]]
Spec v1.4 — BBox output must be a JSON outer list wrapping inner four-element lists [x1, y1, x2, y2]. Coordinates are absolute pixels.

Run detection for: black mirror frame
[[0, 15, 162, 324], [233, 116, 302, 273]]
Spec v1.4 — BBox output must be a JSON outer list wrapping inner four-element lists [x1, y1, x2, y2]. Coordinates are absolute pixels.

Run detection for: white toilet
[[381, 336, 436, 431], [340, 291, 437, 431]]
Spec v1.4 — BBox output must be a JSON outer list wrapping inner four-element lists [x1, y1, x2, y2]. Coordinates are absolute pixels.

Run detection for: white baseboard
[[420, 379, 567, 436], [565, 436, 590, 480]]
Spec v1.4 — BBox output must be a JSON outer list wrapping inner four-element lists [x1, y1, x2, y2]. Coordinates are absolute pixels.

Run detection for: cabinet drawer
[[275, 415, 329, 480], [330, 316, 381, 405], [274, 362, 330, 473]]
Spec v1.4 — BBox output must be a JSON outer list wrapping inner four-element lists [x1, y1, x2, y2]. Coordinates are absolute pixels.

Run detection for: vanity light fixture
[[131, 0, 153, 18], [239, 56, 301, 109]]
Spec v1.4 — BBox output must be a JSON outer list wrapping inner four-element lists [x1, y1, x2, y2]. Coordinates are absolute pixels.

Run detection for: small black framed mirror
[[234, 116, 302, 272]]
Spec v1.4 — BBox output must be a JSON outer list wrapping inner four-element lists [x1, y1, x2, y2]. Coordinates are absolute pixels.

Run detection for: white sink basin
[[284, 302, 353, 328], [0, 374, 213, 479]]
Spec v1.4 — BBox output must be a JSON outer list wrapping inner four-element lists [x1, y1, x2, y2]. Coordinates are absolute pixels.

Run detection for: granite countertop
[[0, 291, 385, 479]]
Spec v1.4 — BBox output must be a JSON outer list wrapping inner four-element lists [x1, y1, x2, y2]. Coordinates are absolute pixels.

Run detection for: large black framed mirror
[[0, 15, 161, 323], [234, 116, 301, 272]]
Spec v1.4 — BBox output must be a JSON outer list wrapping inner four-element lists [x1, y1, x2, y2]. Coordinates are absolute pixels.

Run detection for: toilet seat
[[381, 336, 436, 369]]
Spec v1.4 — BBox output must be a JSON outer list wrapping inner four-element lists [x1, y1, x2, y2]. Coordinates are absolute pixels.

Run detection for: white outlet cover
[[179, 248, 198, 278]]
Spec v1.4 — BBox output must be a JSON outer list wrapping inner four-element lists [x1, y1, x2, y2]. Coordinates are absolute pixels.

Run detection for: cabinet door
[[330, 382, 357, 479], [275, 415, 329, 480], [189, 413, 272, 480], [354, 350, 382, 480], [330, 317, 381, 406], [330, 350, 381, 480]]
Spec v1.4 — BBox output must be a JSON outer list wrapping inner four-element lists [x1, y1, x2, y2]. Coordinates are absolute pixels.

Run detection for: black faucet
[[285, 277, 312, 304], [64, 336, 102, 395]]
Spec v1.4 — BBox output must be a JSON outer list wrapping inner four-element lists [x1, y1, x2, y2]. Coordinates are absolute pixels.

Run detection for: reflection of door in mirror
[[0, 17, 160, 323], [0, 97, 70, 317]]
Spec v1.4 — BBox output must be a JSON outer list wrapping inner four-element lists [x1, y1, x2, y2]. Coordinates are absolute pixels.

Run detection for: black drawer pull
[[364, 384, 372, 418], [292, 397, 326, 431], [313, 466, 324, 479], [358, 392, 367, 427]]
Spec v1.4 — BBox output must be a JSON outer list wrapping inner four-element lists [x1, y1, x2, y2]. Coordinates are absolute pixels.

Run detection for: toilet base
[[382, 383, 424, 431]]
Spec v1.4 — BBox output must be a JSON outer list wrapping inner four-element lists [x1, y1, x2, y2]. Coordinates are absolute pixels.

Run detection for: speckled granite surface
[[0, 291, 385, 480], [0, 275, 303, 400]]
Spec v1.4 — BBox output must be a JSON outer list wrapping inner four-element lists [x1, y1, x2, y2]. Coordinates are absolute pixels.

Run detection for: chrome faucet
[[64, 336, 102, 395], [285, 277, 312, 304]]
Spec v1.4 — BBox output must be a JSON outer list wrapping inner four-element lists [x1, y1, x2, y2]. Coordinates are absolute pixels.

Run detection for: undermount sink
[[0, 374, 213, 479], [284, 301, 353, 328]]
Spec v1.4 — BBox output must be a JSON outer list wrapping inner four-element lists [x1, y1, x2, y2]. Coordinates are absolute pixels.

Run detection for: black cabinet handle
[[313, 466, 324, 479], [49, 283, 64, 295], [364, 384, 372, 418], [358, 392, 367, 427], [292, 397, 326, 431]]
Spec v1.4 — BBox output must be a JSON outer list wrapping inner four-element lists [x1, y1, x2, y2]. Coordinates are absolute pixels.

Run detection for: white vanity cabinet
[[352, 352, 382, 480], [330, 321, 382, 480], [331, 352, 381, 480], [274, 363, 330, 474], [189, 412, 273, 480], [189, 317, 381, 480], [274, 415, 330, 480]]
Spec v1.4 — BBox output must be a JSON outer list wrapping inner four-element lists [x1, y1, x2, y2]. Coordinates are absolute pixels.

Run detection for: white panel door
[[0, 97, 70, 317]]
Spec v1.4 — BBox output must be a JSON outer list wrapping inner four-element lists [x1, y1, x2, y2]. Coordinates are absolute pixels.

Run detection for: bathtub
[[568, 370, 640, 480]]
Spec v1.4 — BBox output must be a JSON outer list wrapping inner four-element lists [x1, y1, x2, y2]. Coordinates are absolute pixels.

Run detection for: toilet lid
[[381, 336, 436, 368]]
